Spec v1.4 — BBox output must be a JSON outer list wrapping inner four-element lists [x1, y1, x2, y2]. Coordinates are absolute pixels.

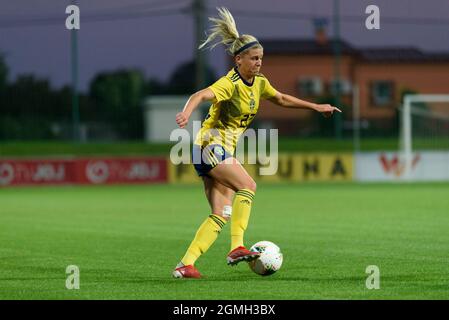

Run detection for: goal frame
[[402, 94, 449, 180]]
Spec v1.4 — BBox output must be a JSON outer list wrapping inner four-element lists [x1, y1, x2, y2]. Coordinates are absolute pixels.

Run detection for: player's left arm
[[269, 91, 342, 118]]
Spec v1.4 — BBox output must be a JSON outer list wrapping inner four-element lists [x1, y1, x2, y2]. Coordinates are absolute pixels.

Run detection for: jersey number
[[240, 113, 256, 128]]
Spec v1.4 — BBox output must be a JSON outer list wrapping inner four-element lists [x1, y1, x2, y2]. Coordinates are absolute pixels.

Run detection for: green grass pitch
[[1, 182, 448, 299]]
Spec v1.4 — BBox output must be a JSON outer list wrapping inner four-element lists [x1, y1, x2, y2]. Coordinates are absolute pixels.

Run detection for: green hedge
[[0, 138, 404, 157]]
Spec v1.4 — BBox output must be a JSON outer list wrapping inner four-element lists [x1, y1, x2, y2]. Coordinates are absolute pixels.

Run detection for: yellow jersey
[[194, 67, 277, 153]]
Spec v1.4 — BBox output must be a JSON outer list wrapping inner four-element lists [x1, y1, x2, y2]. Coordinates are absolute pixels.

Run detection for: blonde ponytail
[[199, 7, 262, 56]]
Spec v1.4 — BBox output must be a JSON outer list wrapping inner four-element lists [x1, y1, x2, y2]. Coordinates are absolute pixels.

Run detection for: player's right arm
[[176, 76, 234, 128], [176, 88, 216, 128]]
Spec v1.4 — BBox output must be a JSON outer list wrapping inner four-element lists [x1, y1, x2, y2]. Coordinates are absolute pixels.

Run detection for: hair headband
[[233, 41, 259, 56]]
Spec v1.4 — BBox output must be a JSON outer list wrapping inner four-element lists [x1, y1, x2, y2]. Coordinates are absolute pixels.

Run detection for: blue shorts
[[192, 144, 233, 177]]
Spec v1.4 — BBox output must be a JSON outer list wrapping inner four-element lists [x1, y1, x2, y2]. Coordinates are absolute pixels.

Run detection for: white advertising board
[[355, 151, 449, 181]]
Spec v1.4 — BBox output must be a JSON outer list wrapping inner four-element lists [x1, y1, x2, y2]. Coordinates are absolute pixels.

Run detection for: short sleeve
[[260, 77, 278, 99], [208, 77, 234, 103]]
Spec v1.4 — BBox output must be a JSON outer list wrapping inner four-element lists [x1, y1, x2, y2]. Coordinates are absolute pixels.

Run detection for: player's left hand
[[315, 104, 342, 118]]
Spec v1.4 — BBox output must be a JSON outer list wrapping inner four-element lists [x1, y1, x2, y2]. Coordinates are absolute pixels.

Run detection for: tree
[[166, 60, 217, 94], [0, 52, 8, 93], [0, 74, 59, 139], [89, 69, 145, 139], [145, 77, 168, 95]]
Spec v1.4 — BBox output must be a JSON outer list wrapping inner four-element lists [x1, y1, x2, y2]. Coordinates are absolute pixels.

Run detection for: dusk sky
[[1, 0, 448, 92]]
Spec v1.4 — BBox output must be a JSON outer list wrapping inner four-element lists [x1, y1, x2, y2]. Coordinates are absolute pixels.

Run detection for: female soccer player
[[173, 7, 341, 278]]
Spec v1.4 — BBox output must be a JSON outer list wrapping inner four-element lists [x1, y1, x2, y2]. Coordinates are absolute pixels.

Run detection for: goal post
[[401, 94, 449, 180]]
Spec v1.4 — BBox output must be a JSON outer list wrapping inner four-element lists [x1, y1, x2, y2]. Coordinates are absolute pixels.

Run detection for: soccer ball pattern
[[248, 241, 283, 276]]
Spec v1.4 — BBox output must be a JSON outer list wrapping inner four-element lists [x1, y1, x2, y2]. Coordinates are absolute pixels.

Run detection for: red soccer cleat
[[172, 265, 202, 279], [226, 246, 260, 266]]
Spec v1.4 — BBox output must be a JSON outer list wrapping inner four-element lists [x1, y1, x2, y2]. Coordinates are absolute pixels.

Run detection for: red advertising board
[[75, 157, 167, 185], [0, 159, 74, 186], [0, 157, 167, 187]]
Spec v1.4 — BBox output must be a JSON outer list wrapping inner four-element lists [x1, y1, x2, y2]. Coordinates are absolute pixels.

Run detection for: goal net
[[401, 94, 449, 180]]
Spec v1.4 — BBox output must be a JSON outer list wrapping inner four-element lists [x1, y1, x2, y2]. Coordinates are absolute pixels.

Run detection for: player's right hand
[[176, 112, 189, 128]]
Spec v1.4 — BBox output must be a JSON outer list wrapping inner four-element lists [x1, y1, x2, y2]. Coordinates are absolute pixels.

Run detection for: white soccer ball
[[248, 241, 283, 276]]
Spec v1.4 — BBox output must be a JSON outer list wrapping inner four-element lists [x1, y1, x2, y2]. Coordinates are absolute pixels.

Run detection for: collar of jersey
[[233, 67, 254, 87]]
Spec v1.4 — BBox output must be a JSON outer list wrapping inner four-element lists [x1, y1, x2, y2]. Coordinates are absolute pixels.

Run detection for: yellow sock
[[181, 214, 227, 266], [231, 189, 255, 250]]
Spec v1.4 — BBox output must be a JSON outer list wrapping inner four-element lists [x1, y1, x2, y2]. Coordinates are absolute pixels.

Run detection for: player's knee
[[243, 179, 257, 193], [232, 178, 256, 193]]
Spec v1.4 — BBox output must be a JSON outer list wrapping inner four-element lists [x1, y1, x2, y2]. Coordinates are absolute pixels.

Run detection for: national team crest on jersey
[[249, 92, 255, 111]]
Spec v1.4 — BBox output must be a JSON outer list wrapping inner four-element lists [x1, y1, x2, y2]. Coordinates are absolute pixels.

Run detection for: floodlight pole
[[70, 0, 80, 142], [353, 85, 360, 153], [333, 0, 342, 140], [193, 0, 206, 91]]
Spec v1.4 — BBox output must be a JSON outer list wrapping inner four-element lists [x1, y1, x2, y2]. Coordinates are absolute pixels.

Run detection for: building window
[[297, 77, 323, 97], [330, 79, 352, 95], [371, 81, 394, 107]]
